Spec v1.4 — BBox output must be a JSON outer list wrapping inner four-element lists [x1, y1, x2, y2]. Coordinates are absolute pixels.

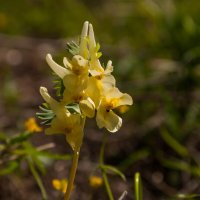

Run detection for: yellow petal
[[118, 93, 133, 106], [85, 77, 101, 107], [45, 118, 66, 135], [101, 75, 116, 91], [46, 54, 70, 78], [65, 116, 85, 151], [79, 21, 89, 58], [71, 55, 88, 68], [63, 57, 72, 69], [88, 23, 104, 72], [79, 98, 95, 118], [52, 179, 68, 194], [52, 179, 62, 190], [105, 60, 113, 74], [63, 74, 88, 104], [39, 87, 59, 111], [81, 21, 89, 38], [104, 87, 133, 107], [24, 118, 42, 133], [96, 106, 122, 132], [88, 23, 96, 47], [89, 176, 103, 188]]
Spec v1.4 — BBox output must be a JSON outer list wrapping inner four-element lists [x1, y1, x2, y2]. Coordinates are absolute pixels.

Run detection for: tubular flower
[[40, 87, 84, 150], [96, 87, 133, 132]]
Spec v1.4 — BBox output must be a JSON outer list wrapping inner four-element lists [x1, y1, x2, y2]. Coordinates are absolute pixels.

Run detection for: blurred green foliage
[[1, 0, 200, 199], [0, 127, 71, 199]]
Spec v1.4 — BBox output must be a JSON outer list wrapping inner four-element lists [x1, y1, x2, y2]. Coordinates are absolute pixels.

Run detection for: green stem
[[64, 117, 86, 200], [64, 148, 80, 200], [27, 157, 47, 200], [102, 171, 114, 200], [100, 134, 114, 200], [134, 172, 143, 200]]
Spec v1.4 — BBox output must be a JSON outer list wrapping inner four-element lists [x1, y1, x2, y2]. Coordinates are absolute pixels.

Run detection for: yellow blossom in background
[[52, 179, 68, 194], [89, 175, 103, 188], [24, 117, 42, 133]]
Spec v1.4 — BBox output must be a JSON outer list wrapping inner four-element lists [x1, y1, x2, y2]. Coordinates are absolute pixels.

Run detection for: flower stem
[[27, 157, 47, 200], [64, 148, 80, 200], [99, 134, 114, 200], [102, 171, 114, 200]]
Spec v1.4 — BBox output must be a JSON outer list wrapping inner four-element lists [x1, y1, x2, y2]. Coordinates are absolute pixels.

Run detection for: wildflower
[[24, 117, 42, 133], [96, 87, 133, 132], [38, 21, 133, 200], [89, 175, 103, 188], [52, 179, 68, 194], [40, 87, 85, 151]]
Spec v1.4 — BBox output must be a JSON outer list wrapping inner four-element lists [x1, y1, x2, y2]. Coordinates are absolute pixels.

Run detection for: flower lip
[[46, 54, 69, 78], [81, 21, 89, 38]]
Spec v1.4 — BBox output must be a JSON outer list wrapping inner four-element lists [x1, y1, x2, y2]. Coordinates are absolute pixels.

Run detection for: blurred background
[[0, 0, 200, 199]]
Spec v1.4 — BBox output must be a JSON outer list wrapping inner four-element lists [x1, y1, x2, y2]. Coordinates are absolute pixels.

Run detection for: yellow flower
[[96, 87, 133, 132], [89, 175, 103, 188], [83, 24, 116, 108], [24, 117, 42, 133], [40, 87, 85, 151], [52, 179, 68, 194]]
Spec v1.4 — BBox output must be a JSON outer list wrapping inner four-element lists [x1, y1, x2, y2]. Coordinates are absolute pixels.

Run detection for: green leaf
[[52, 73, 65, 97], [100, 164, 126, 181], [66, 103, 81, 114], [27, 157, 47, 200], [9, 132, 32, 145], [36, 103, 55, 125], [0, 161, 19, 176], [161, 130, 189, 157], [36, 151, 71, 160], [67, 41, 79, 56], [32, 155, 46, 174], [134, 172, 143, 200], [118, 149, 150, 171], [95, 43, 102, 58], [159, 156, 200, 178]]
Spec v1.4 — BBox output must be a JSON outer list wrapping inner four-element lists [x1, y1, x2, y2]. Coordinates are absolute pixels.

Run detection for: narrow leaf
[[100, 164, 126, 181]]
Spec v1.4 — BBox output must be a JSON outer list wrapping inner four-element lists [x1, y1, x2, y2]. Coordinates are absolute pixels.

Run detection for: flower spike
[[38, 21, 133, 200]]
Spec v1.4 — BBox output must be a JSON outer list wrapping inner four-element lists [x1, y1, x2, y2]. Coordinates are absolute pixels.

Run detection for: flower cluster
[[39, 21, 133, 151]]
